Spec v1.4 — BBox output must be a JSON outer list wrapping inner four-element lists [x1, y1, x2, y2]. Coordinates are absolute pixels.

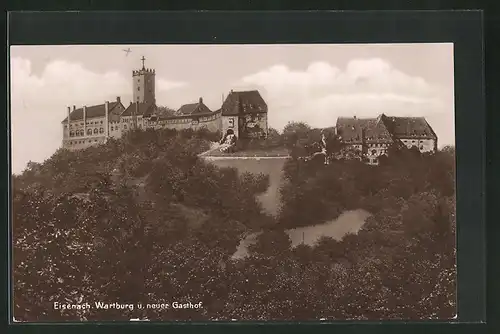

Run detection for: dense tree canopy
[[12, 124, 456, 321]]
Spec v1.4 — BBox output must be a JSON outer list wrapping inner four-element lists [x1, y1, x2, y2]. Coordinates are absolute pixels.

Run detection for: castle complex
[[61, 58, 268, 151], [60, 58, 437, 165], [335, 113, 438, 165]]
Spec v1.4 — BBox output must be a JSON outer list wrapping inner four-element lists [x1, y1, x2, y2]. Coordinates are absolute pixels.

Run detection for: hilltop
[[12, 125, 457, 321]]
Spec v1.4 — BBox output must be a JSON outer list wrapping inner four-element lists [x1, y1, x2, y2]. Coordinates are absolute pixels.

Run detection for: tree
[[282, 121, 311, 149]]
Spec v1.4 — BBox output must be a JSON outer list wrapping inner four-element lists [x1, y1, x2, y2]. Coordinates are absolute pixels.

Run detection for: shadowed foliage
[[12, 124, 456, 321]]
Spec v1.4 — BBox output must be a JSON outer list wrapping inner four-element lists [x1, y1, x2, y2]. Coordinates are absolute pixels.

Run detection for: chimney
[[83, 106, 87, 136], [199, 97, 203, 104], [73, 105, 76, 111], [116, 96, 121, 104], [230, 89, 233, 93], [105, 101, 109, 138], [67, 107, 71, 135]]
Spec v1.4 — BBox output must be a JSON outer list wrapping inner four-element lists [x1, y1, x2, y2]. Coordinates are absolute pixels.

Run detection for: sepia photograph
[[11, 43, 456, 322]]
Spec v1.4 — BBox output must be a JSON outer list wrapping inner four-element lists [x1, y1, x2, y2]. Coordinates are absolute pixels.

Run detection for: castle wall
[[63, 135, 107, 151], [222, 115, 239, 138], [240, 112, 268, 138], [399, 138, 436, 153], [151, 112, 223, 133]]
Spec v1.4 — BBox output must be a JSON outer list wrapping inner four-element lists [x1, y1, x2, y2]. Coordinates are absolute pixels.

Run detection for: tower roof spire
[[141, 56, 146, 70]]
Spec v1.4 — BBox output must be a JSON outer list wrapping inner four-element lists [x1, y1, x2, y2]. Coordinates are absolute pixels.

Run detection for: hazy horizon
[[10, 43, 455, 174]]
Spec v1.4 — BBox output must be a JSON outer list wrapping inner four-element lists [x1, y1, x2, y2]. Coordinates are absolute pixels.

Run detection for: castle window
[[86, 129, 91, 135], [94, 128, 98, 134], [100, 121, 103, 124], [124, 125, 127, 130], [99, 128, 104, 133], [111, 126, 114, 131], [70, 131, 74, 137], [137, 87, 141, 91]]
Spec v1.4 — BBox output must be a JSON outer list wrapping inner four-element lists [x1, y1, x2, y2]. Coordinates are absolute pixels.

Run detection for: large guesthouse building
[[61, 59, 268, 151], [335, 114, 438, 165]]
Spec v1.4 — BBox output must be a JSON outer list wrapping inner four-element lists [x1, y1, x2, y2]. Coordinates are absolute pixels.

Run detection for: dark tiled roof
[[61, 102, 121, 123], [383, 115, 437, 139], [336, 117, 370, 143], [122, 102, 156, 117], [364, 117, 394, 143], [336, 114, 437, 143], [221, 90, 267, 116], [175, 101, 212, 116]]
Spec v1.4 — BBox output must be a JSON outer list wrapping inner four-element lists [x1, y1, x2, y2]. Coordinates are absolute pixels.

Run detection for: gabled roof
[[221, 90, 267, 116], [382, 115, 437, 139], [175, 101, 212, 116], [364, 116, 394, 143], [335, 117, 370, 143], [336, 114, 437, 143], [61, 102, 122, 123], [122, 102, 156, 117]]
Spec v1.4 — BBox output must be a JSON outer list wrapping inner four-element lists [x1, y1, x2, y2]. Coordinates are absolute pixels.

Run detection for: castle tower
[[132, 56, 156, 104]]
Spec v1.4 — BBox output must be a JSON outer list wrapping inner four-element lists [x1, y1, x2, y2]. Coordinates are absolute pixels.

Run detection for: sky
[[10, 43, 454, 174]]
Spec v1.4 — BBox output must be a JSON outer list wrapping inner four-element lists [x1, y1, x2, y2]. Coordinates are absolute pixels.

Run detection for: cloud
[[239, 58, 454, 146], [157, 78, 187, 91], [9, 57, 186, 174]]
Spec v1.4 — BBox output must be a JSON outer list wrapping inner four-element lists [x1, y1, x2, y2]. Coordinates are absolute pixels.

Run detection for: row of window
[[68, 139, 99, 145], [403, 139, 425, 144], [122, 117, 142, 123], [68, 123, 145, 137], [367, 143, 388, 148], [70, 128, 104, 137], [370, 149, 387, 155], [67, 120, 104, 128]]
